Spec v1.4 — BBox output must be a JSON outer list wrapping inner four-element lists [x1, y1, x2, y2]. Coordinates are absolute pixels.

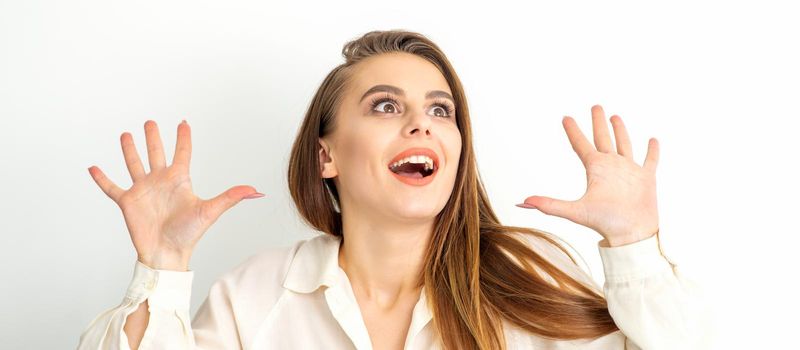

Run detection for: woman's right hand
[[88, 120, 264, 271]]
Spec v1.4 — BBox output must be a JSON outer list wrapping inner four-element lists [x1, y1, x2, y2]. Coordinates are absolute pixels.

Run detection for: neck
[[338, 211, 432, 309]]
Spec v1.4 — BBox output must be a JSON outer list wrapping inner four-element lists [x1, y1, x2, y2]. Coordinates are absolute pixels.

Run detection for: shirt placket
[[324, 267, 374, 350], [403, 285, 433, 350]]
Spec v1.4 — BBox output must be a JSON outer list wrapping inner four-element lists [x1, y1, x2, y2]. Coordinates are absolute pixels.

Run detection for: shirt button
[[145, 279, 155, 290]]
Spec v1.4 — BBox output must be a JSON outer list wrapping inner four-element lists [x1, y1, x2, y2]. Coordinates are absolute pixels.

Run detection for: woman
[[79, 30, 710, 349]]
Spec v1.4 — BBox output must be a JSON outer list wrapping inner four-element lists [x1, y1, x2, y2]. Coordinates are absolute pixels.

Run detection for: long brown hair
[[288, 30, 619, 349]]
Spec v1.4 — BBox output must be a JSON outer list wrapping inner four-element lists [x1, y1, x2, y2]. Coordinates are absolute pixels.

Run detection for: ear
[[318, 138, 338, 179]]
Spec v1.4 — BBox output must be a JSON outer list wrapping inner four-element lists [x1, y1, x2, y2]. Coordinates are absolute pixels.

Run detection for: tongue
[[397, 171, 423, 178]]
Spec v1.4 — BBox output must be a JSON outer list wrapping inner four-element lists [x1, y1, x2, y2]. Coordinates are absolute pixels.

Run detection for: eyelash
[[369, 94, 455, 118]]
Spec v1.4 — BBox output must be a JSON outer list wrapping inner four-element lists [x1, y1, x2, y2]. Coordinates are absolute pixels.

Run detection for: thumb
[[202, 185, 264, 221], [520, 195, 578, 221]]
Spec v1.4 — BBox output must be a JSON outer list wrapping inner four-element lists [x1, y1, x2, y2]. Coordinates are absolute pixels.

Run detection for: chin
[[389, 199, 446, 222]]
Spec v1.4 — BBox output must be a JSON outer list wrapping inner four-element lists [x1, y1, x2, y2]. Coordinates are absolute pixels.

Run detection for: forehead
[[347, 52, 452, 97]]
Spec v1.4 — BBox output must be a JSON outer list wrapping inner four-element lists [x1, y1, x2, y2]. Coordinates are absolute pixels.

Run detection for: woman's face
[[319, 52, 462, 224]]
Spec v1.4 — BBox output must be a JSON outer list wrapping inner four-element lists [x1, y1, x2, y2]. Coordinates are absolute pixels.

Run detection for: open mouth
[[389, 159, 436, 178], [387, 148, 440, 185]]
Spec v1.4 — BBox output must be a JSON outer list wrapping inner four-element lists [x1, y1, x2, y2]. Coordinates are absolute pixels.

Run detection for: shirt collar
[[282, 233, 434, 332], [283, 233, 342, 293]]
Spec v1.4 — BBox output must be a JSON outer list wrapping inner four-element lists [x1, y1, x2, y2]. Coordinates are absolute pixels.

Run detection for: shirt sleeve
[[598, 232, 716, 350], [77, 260, 195, 350]]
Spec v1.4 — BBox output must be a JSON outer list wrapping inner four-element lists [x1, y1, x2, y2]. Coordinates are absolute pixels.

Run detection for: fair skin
[[88, 53, 660, 349], [88, 122, 263, 349], [518, 106, 661, 247], [317, 52, 462, 349]]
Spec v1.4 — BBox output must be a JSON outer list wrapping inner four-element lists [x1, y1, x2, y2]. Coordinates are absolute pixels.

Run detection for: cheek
[[443, 128, 462, 169], [336, 125, 391, 176]]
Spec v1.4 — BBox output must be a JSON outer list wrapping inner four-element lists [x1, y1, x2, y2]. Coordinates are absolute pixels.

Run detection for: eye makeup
[[367, 93, 455, 118]]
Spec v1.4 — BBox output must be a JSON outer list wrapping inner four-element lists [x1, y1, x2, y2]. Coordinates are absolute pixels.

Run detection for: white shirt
[[77, 232, 713, 349]]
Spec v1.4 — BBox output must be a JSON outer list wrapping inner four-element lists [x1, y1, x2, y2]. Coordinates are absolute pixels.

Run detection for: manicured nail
[[244, 192, 265, 199], [515, 203, 537, 209]]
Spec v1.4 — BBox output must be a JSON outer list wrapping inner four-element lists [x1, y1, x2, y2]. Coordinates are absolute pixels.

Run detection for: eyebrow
[[358, 84, 455, 104]]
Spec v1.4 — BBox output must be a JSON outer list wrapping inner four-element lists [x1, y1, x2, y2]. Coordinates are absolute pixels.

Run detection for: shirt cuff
[[125, 260, 194, 311], [597, 233, 674, 283]]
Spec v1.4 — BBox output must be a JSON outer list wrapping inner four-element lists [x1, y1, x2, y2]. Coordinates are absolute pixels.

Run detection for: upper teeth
[[390, 155, 435, 171]]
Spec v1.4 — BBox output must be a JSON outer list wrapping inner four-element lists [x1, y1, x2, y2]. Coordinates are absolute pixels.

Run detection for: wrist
[[138, 250, 191, 271], [604, 229, 658, 247]]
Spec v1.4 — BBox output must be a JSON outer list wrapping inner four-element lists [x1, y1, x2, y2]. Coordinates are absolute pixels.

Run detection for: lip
[[387, 147, 440, 186]]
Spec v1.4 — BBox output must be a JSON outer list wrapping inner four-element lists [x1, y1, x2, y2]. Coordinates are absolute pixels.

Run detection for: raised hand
[[87, 120, 264, 270], [516, 105, 660, 247]]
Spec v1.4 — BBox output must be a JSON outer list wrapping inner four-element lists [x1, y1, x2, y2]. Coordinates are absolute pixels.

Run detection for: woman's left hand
[[517, 105, 660, 247]]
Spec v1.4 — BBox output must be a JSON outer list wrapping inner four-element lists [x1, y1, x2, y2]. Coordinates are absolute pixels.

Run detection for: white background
[[1, 0, 797, 348]]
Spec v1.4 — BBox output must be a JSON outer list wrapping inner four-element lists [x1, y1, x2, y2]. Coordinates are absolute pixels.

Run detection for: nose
[[403, 109, 432, 137]]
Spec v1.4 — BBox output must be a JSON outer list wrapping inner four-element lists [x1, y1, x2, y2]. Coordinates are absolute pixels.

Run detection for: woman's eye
[[430, 106, 447, 117], [373, 101, 399, 114], [429, 104, 454, 118]]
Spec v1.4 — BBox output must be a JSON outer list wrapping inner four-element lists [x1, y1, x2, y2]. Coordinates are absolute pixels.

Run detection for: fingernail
[[515, 203, 537, 209], [244, 192, 265, 199]]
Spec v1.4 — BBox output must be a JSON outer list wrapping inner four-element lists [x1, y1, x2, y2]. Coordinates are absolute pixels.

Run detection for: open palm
[[87, 120, 263, 270], [518, 105, 660, 247]]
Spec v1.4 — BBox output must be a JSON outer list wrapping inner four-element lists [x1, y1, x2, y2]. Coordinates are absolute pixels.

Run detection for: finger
[[610, 115, 634, 159], [88, 166, 125, 202], [120, 132, 146, 182], [643, 137, 660, 173], [591, 104, 614, 153], [172, 120, 192, 170], [201, 185, 263, 222], [521, 195, 580, 222], [562, 116, 594, 165], [144, 120, 166, 171]]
